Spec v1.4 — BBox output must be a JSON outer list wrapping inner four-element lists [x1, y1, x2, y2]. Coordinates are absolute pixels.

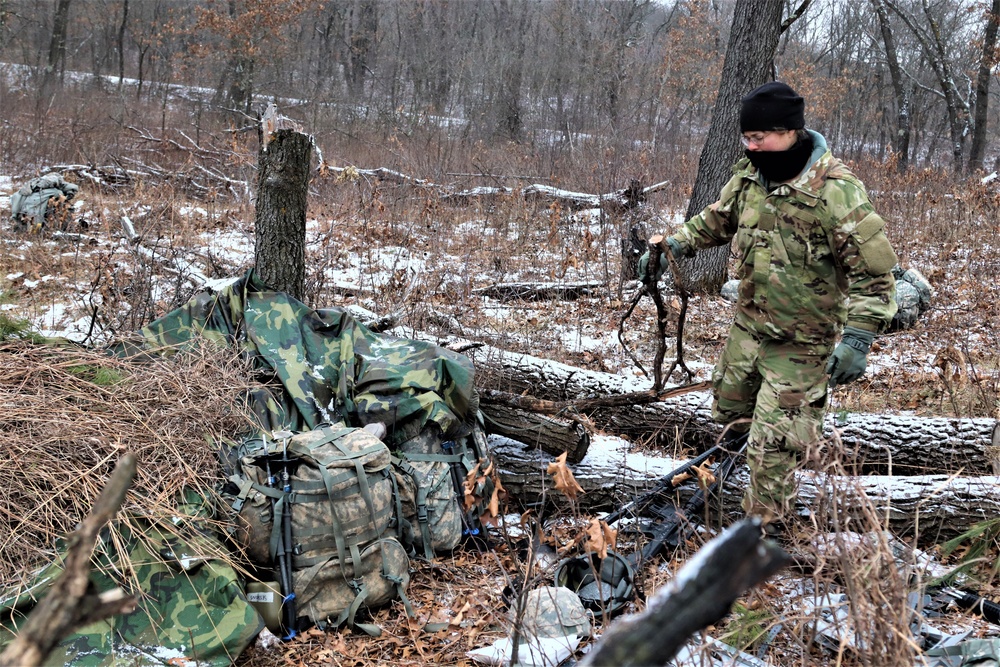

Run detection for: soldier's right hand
[[638, 238, 682, 285]]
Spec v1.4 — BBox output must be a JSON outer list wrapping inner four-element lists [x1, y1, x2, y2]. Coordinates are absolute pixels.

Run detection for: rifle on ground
[[925, 585, 1000, 626], [558, 433, 750, 617], [606, 432, 749, 569], [884, 532, 1000, 627]]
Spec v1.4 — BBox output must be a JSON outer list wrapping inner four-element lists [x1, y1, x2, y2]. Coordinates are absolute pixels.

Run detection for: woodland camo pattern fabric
[[0, 270, 478, 665], [119, 268, 476, 447], [0, 489, 261, 667], [668, 131, 898, 517]]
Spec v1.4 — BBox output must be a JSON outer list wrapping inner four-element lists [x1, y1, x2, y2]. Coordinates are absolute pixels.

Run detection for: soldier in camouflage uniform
[[640, 82, 898, 526]]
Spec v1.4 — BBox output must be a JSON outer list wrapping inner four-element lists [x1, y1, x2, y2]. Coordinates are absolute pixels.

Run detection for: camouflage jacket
[[670, 131, 898, 344]]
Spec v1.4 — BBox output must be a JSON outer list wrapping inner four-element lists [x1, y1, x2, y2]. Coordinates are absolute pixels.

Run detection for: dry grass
[[0, 340, 262, 591]]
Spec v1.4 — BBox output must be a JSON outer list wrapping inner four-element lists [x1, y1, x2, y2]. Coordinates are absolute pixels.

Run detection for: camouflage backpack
[[221, 423, 412, 637], [390, 412, 497, 560]]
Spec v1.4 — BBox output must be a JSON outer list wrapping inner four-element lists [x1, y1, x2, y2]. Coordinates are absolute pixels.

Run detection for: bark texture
[[480, 402, 591, 463], [489, 434, 1000, 543], [254, 129, 311, 302], [679, 0, 785, 294]]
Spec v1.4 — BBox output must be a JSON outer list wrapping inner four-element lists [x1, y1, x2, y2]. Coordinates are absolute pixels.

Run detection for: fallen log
[[489, 434, 1000, 543], [471, 281, 603, 302], [579, 519, 788, 667], [315, 162, 670, 213], [480, 403, 591, 464], [464, 343, 998, 476]]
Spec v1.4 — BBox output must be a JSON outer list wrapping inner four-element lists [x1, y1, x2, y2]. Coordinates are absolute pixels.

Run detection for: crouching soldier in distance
[[639, 81, 898, 533]]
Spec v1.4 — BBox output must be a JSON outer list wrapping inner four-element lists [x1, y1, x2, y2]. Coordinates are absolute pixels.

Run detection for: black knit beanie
[[740, 82, 805, 132]]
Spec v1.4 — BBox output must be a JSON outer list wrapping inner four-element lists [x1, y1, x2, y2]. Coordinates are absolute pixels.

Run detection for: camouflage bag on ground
[[10, 173, 80, 232], [390, 406, 498, 560], [221, 423, 412, 636]]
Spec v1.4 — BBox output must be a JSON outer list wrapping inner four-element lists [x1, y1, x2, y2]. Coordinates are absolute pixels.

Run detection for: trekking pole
[[278, 434, 298, 639], [442, 439, 484, 544]]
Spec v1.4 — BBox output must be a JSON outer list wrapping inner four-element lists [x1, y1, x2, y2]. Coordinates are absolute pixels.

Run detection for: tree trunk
[[345, 0, 378, 100], [678, 0, 785, 294], [254, 129, 311, 301], [41, 0, 73, 100], [488, 433, 1000, 543], [116, 0, 128, 87], [480, 402, 591, 463], [464, 343, 998, 474], [886, 0, 970, 173], [968, 0, 1000, 174], [871, 0, 911, 172]]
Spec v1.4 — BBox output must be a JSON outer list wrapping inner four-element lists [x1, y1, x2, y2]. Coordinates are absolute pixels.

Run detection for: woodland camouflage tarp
[[0, 490, 262, 667], [119, 268, 477, 446], [0, 269, 478, 665]]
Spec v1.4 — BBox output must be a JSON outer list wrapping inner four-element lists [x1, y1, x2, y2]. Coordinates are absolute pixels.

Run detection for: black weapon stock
[[938, 586, 1000, 625], [602, 443, 724, 527], [607, 433, 749, 568]]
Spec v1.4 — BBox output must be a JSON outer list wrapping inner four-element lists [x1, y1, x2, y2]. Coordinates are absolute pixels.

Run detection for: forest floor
[[2, 155, 1000, 666]]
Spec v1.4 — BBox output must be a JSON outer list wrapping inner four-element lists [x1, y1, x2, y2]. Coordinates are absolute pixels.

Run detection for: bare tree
[[345, 0, 378, 100], [116, 0, 128, 87], [678, 0, 788, 294], [886, 0, 972, 173], [870, 0, 911, 171], [491, 0, 529, 141], [41, 0, 73, 100], [969, 0, 1000, 174]]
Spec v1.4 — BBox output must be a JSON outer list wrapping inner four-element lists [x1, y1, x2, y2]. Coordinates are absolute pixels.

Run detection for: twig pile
[[0, 340, 261, 590]]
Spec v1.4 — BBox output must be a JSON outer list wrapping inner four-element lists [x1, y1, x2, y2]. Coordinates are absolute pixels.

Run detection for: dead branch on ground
[[0, 455, 139, 667]]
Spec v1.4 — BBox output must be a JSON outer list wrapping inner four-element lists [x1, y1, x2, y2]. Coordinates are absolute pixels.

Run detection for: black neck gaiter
[[745, 134, 814, 183]]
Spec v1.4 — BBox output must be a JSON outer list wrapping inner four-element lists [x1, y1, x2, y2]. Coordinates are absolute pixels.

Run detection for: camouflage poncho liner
[[121, 268, 476, 444], [0, 490, 262, 667], [671, 130, 898, 343]]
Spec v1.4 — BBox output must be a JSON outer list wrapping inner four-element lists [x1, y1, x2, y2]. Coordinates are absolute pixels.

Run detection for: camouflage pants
[[711, 320, 833, 520]]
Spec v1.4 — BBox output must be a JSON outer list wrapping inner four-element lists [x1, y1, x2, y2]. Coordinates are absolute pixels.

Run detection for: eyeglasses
[[740, 131, 777, 148]]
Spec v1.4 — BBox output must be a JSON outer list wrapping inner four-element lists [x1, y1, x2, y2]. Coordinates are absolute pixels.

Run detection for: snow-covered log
[[489, 434, 1000, 542], [481, 404, 591, 463], [522, 180, 670, 212], [466, 344, 998, 476]]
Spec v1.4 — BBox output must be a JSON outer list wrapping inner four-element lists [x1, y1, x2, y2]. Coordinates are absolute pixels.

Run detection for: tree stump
[[254, 128, 311, 302]]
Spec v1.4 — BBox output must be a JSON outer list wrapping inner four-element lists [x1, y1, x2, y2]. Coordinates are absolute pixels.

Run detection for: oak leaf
[[584, 518, 617, 559], [546, 451, 584, 500]]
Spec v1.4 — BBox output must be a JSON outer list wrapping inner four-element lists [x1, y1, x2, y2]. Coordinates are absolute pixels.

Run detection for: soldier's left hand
[[826, 326, 875, 387]]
